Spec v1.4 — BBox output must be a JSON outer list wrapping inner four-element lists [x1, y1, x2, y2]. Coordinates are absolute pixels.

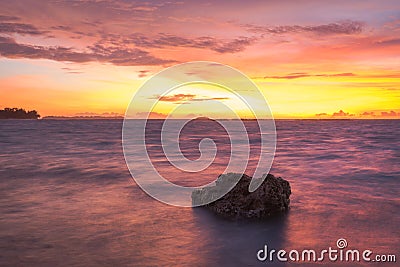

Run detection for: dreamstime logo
[[336, 238, 347, 249], [122, 61, 276, 207], [257, 238, 397, 263]]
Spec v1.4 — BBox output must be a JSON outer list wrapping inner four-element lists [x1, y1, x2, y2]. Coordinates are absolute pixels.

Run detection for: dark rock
[[192, 173, 291, 219]]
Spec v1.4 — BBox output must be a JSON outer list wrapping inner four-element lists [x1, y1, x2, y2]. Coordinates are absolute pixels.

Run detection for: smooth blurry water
[[0, 119, 399, 266]]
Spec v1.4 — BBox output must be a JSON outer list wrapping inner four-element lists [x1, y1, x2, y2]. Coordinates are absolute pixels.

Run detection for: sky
[[0, 0, 399, 118]]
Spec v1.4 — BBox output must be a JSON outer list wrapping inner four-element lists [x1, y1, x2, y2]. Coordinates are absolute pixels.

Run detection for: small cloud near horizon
[[138, 70, 150, 78], [316, 110, 400, 118]]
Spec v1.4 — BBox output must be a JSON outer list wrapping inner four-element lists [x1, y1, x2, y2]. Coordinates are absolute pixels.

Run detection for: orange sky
[[0, 0, 399, 119]]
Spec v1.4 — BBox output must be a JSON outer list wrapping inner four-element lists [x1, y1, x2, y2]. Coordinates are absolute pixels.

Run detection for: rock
[[192, 173, 291, 219]]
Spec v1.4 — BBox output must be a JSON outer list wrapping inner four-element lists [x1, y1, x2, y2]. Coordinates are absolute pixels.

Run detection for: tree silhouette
[[0, 107, 40, 119]]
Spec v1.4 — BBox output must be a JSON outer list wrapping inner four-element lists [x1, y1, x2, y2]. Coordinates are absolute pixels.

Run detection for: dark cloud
[[0, 37, 174, 66], [58, 0, 162, 13], [51, 25, 73, 31], [263, 72, 355, 79], [304, 21, 363, 35], [381, 110, 398, 116], [114, 33, 256, 54], [245, 20, 363, 36], [212, 37, 255, 53], [0, 14, 44, 35], [0, 36, 93, 62], [0, 21, 45, 35], [0, 6, 366, 66], [88, 43, 173, 66]]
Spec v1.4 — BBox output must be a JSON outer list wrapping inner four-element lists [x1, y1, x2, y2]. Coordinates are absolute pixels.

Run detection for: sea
[[0, 119, 399, 266]]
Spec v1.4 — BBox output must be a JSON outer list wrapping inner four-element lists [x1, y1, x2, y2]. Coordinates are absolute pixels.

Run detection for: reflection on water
[[0, 119, 399, 266]]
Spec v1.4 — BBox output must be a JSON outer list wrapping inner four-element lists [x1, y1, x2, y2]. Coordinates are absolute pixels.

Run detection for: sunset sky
[[0, 0, 399, 118]]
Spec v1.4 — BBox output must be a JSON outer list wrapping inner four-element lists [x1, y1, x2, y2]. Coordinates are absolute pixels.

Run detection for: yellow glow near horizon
[[1, 60, 399, 119], [255, 75, 400, 118], [148, 83, 261, 119]]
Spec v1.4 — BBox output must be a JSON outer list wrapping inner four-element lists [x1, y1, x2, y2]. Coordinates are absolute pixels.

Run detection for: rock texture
[[192, 173, 291, 219]]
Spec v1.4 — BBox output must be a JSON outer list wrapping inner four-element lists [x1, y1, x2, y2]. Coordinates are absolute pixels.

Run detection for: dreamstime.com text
[[257, 238, 396, 263]]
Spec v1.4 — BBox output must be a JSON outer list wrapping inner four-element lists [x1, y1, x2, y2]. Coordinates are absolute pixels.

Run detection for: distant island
[[193, 116, 217, 121], [0, 108, 40, 119]]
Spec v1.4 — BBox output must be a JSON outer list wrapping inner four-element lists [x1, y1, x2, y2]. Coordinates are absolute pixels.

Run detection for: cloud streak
[[263, 72, 355, 80], [151, 94, 229, 104], [245, 20, 364, 36], [102, 33, 256, 54], [375, 38, 400, 46], [0, 14, 47, 35], [158, 93, 196, 102], [0, 36, 174, 66]]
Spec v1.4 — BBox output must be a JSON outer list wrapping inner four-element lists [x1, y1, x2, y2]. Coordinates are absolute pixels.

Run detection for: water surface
[[0, 119, 398, 266]]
